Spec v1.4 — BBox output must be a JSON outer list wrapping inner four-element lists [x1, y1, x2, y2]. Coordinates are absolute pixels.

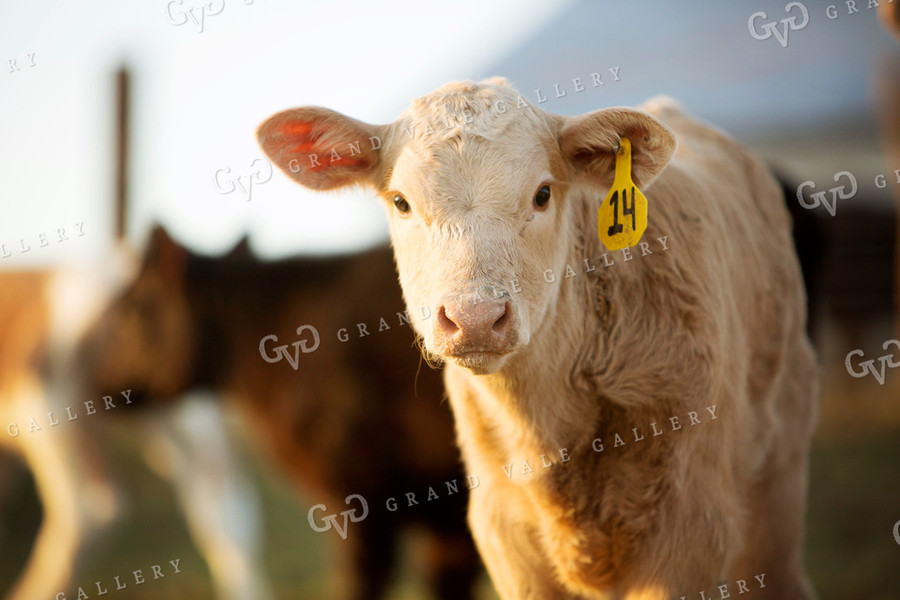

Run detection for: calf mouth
[[446, 350, 508, 375]]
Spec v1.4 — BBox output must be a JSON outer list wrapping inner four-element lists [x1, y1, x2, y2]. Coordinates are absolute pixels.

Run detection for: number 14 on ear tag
[[598, 137, 648, 251]]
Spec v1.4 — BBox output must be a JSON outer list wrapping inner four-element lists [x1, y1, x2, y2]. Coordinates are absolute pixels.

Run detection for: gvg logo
[[259, 325, 321, 370], [214, 158, 273, 201], [845, 339, 900, 385], [308, 494, 369, 540], [796, 170, 857, 216], [166, 0, 225, 33], [748, 2, 810, 47]]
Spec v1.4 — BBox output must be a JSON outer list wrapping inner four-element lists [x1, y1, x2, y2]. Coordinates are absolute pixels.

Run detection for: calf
[[258, 78, 819, 599], [79, 226, 480, 600]]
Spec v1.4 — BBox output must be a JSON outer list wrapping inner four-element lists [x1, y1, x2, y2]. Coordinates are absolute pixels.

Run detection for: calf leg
[[731, 447, 816, 599], [338, 515, 398, 600], [730, 365, 818, 599], [468, 487, 573, 600]]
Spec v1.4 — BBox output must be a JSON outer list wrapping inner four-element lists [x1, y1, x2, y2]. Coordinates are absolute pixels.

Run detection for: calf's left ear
[[559, 107, 676, 189], [257, 107, 384, 191]]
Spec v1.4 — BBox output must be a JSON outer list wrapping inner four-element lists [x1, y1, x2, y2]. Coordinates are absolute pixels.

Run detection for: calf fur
[[258, 78, 819, 599]]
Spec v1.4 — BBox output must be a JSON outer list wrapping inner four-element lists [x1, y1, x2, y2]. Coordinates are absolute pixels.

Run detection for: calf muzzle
[[434, 299, 514, 358]]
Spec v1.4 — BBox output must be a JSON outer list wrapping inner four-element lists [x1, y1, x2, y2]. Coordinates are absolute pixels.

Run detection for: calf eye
[[533, 185, 551, 209], [393, 194, 411, 214]]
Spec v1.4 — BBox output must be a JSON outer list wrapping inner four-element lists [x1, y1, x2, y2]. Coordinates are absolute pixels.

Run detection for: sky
[[1, 0, 896, 266], [0, 0, 574, 265]]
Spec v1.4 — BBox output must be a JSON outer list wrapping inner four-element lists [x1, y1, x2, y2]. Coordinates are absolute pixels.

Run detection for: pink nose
[[436, 300, 511, 354]]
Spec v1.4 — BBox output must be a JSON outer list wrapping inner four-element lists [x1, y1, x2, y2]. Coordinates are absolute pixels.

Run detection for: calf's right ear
[[257, 107, 385, 191], [144, 224, 188, 286]]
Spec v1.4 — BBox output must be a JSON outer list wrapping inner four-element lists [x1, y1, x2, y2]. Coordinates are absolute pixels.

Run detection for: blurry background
[[1, 0, 899, 598]]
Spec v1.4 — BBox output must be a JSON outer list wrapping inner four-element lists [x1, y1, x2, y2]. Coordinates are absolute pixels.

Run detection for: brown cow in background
[[78, 225, 481, 600]]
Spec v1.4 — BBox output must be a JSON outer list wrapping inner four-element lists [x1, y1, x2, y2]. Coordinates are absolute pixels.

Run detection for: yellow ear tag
[[598, 137, 648, 251]]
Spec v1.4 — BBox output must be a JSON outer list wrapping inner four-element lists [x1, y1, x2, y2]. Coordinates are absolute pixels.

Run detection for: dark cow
[[79, 225, 481, 600]]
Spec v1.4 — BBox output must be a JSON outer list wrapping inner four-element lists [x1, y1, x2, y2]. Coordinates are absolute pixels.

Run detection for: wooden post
[[114, 67, 130, 242]]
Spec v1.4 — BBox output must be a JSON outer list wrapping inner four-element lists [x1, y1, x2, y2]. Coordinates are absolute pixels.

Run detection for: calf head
[[79, 225, 198, 399], [259, 78, 676, 374]]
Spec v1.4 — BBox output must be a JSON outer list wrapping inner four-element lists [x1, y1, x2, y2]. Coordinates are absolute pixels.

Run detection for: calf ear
[[145, 224, 187, 286], [559, 108, 676, 189], [257, 107, 384, 191]]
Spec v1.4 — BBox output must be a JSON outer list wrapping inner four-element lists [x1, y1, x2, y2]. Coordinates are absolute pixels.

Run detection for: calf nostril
[[492, 302, 510, 335], [438, 305, 460, 335]]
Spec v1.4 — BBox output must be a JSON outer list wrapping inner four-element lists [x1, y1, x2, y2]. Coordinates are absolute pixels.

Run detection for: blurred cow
[[79, 225, 481, 600], [0, 268, 120, 600], [0, 258, 276, 600]]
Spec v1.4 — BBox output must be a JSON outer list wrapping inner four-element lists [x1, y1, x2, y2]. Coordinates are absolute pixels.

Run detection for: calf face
[[259, 78, 676, 374]]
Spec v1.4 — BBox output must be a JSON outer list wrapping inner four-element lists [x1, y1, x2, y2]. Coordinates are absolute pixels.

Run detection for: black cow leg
[[340, 517, 397, 600], [422, 528, 481, 600]]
